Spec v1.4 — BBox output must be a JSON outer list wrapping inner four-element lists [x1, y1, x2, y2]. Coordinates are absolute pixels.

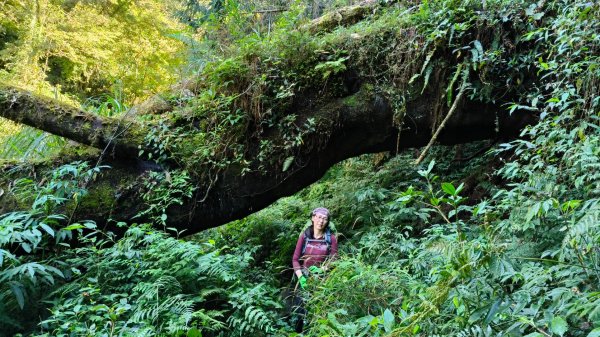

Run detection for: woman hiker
[[290, 207, 338, 332]]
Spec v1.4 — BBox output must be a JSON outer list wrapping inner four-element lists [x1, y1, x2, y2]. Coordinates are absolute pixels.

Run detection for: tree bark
[[0, 84, 534, 235], [0, 86, 147, 160]]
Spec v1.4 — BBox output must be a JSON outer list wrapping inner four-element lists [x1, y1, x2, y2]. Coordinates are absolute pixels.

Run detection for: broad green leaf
[[45, 265, 64, 279], [473, 200, 488, 216], [63, 224, 85, 231], [587, 328, 600, 337], [474, 40, 483, 56], [427, 160, 435, 173], [413, 324, 420, 334], [39, 223, 55, 237], [187, 328, 202, 337], [551, 316, 568, 337], [442, 182, 456, 195], [282, 156, 294, 172], [383, 309, 394, 332], [453, 296, 460, 308], [27, 264, 37, 279], [484, 298, 502, 324], [526, 202, 541, 221], [83, 221, 97, 229], [9, 282, 25, 309], [449, 209, 457, 218], [561, 199, 581, 212]]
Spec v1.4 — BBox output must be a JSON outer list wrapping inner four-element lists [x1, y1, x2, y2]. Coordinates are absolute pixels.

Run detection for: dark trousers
[[291, 290, 306, 332], [284, 275, 307, 333]]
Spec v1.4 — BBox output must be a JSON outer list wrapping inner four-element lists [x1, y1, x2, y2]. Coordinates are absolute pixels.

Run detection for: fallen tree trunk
[[0, 83, 534, 235], [0, 1, 539, 235]]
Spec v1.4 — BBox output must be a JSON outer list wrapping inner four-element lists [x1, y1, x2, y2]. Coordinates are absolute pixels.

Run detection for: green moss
[[72, 181, 116, 215], [343, 94, 360, 107], [340, 86, 374, 109], [81, 121, 92, 133], [122, 124, 148, 146], [54, 145, 100, 161], [362, 82, 375, 93]]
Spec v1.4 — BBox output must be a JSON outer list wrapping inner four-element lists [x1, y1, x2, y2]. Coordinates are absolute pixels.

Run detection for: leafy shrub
[[0, 161, 105, 335]]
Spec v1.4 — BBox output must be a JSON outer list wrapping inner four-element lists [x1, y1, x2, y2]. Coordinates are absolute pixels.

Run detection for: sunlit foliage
[[0, 0, 186, 101]]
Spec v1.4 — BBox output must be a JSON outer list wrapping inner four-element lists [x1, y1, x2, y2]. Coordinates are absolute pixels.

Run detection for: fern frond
[[192, 309, 227, 331]]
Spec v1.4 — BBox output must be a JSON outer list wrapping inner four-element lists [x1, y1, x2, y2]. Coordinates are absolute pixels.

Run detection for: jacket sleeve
[[330, 234, 339, 259], [292, 233, 305, 272]]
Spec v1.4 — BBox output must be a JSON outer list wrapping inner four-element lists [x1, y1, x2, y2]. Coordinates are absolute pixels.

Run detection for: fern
[[227, 283, 281, 336], [192, 309, 227, 331]]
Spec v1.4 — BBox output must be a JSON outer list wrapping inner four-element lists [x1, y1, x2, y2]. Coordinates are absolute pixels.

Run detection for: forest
[[0, 0, 598, 336]]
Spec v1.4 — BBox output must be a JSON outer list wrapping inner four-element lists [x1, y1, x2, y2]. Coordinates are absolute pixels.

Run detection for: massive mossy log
[[0, 84, 534, 235], [0, 2, 538, 235]]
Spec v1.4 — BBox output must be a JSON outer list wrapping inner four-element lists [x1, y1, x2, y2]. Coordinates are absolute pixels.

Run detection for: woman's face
[[312, 213, 328, 232]]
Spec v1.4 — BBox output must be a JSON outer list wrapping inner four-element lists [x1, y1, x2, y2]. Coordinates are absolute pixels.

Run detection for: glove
[[298, 275, 307, 289], [308, 265, 323, 274]]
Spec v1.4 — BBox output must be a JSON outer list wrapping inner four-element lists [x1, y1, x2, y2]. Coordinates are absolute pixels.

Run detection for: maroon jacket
[[292, 228, 338, 273]]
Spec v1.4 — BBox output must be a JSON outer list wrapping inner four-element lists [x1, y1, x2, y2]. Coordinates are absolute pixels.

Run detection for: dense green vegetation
[[0, 0, 186, 161], [1, 0, 598, 336]]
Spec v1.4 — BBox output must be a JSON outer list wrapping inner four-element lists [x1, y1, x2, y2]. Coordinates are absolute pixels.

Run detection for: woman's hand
[[298, 275, 307, 289]]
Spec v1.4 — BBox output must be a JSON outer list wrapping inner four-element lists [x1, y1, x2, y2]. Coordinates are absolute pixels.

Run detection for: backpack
[[301, 227, 332, 256]]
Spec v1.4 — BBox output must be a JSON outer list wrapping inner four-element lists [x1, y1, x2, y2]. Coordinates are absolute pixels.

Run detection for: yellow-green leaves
[[0, 0, 185, 101]]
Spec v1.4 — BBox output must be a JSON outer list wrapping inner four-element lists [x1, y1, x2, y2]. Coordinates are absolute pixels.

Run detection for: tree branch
[[414, 76, 467, 165], [0, 86, 147, 159]]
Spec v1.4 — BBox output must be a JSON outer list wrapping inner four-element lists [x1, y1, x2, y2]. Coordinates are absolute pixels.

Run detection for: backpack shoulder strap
[[325, 228, 332, 255], [301, 232, 308, 256]]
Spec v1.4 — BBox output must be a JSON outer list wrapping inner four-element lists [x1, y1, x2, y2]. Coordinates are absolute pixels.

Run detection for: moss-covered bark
[[0, 85, 534, 235], [0, 86, 148, 159], [305, 2, 379, 34]]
